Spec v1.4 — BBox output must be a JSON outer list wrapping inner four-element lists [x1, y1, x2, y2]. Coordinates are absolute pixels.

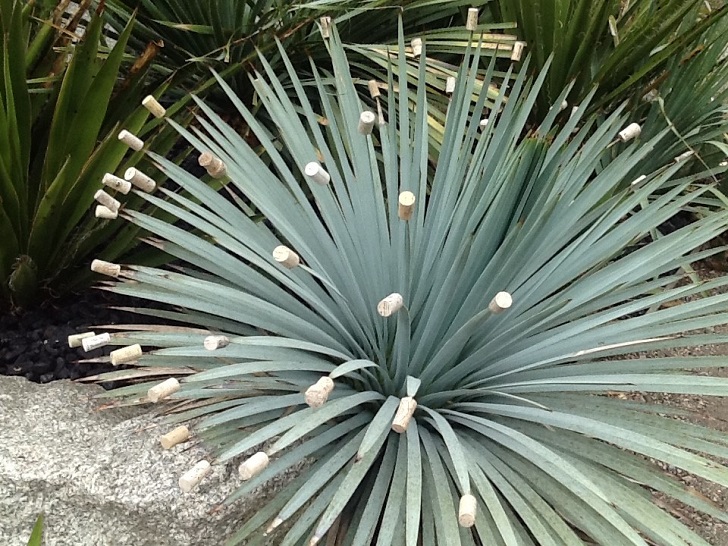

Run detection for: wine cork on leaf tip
[[118, 129, 144, 151], [304, 162, 330, 185], [458, 494, 477, 527], [94, 189, 120, 212], [466, 8, 478, 31], [95, 205, 118, 219], [377, 293, 404, 317], [81, 333, 111, 352], [124, 168, 156, 193], [411, 37, 422, 57], [239, 451, 269, 480], [488, 291, 512, 313], [179, 460, 211, 492], [198, 152, 227, 178], [273, 246, 300, 269], [392, 397, 417, 433], [203, 335, 229, 350], [358, 111, 376, 135], [68, 331, 95, 348], [110, 344, 142, 365], [510, 41, 525, 62], [305, 376, 335, 408], [102, 173, 132, 194], [160, 425, 190, 449], [142, 95, 166, 118], [91, 259, 121, 277], [319, 16, 331, 38], [398, 191, 416, 221], [618, 123, 641, 142], [368, 80, 381, 99], [147, 377, 180, 403]]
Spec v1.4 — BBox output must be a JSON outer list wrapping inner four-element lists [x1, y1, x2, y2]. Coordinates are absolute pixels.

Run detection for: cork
[[466, 8, 478, 31], [304, 162, 330, 185], [304, 376, 335, 408], [160, 425, 190, 449], [118, 129, 144, 151], [358, 111, 376, 135], [91, 259, 121, 277], [411, 37, 422, 57], [102, 173, 132, 194], [124, 167, 157, 192], [110, 344, 142, 365], [273, 245, 300, 269], [674, 150, 694, 163], [510, 41, 525, 62], [398, 191, 416, 220], [488, 291, 512, 313], [94, 189, 120, 212], [179, 460, 211, 492], [319, 16, 331, 38], [446, 76, 456, 94], [82, 333, 111, 352], [479, 118, 489, 130], [377, 293, 404, 317], [458, 494, 477, 527], [198, 152, 227, 178], [560, 100, 568, 112], [630, 175, 647, 189], [391, 397, 417, 433], [618, 123, 641, 142], [203, 335, 230, 350], [147, 377, 180, 402], [239, 451, 269, 480], [68, 331, 95, 348], [142, 95, 166, 118], [95, 205, 118, 219], [368, 80, 381, 99]]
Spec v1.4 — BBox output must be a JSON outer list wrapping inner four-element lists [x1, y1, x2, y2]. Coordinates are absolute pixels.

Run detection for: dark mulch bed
[[0, 290, 155, 387]]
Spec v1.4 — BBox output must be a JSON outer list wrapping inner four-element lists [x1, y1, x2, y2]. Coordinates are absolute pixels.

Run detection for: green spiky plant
[[0, 0, 189, 309], [92, 25, 728, 546]]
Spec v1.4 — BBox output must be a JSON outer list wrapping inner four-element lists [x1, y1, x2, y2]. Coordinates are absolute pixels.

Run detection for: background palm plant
[[487, 0, 728, 118], [0, 0, 190, 309], [92, 26, 728, 545]]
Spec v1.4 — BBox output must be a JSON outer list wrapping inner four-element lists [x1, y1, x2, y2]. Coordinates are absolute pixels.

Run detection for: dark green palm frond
[[90, 24, 728, 546]]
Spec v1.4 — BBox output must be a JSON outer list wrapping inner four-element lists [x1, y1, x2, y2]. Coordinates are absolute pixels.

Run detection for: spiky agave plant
[[91, 27, 728, 546]]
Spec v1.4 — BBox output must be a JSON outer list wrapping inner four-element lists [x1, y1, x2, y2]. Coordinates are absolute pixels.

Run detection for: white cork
[[411, 37, 422, 57], [458, 494, 477, 527], [68, 331, 95, 348], [95, 205, 118, 219], [466, 8, 479, 31], [124, 168, 156, 192], [618, 123, 641, 142], [570, 106, 579, 118], [179, 460, 211, 492], [91, 259, 121, 277], [319, 16, 331, 38], [368, 80, 381, 99], [358, 111, 376, 135], [160, 425, 190, 449], [510, 41, 525, 62], [398, 191, 416, 221], [94, 189, 120, 212], [266, 518, 283, 535], [110, 344, 142, 365], [446, 76, 456, 94], [479, 118, 489, 130], [304, 162, 330, 185], [305, 376, 335, 408], [239, 451, 269, 480], [198, 152, 227, 178], [391, 397, 417, 433], [118, 129, 144, 151], [82, 333, 111, 352], [377, 293, 404, 317], [273, 245, 300, 268], [203, 335, 230, 350], [674, 150, 694, 163], [102, 173, 132, 194], [488, 291, 512, 313], [142, 95, 166, 118], [147, 377, 180, 402], [560, 100, 568, 112]]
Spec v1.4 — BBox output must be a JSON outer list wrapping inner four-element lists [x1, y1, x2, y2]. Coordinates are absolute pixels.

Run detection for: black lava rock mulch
[[0, 290, 162, 385]]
